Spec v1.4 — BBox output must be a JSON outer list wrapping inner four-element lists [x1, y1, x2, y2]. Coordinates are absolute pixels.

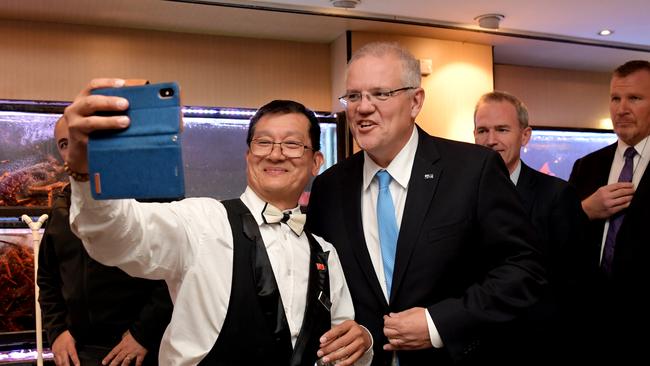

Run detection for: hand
[[581, 182, 634, 219], [52, 330, 80, 366], [102, 330, 148, 366], [317, 320, 372, 366], [383, 307, 432, 351], [63, 78, 131, 174]]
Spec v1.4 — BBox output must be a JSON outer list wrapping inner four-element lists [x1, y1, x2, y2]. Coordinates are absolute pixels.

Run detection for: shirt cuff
[[424, 308, 444, 348], [359, 324, 374, 352]]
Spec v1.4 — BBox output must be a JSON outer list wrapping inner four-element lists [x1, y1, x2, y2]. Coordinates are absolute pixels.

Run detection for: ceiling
[[1, 0, 649, 72]]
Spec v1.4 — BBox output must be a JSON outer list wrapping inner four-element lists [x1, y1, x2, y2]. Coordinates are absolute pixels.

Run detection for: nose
[[486, 131, 498, 147], [356, 92, 376, 114], [615, 99, 630, 116], [267, 143, 286, 160]]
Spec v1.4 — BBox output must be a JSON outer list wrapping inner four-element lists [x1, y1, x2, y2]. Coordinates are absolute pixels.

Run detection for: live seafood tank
[[0, 111, 65, 208], [0, 103, 340, 208], [0, 227, 54, 364]]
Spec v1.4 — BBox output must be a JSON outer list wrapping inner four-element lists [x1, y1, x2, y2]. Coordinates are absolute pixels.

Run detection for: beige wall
[[495, 64, 612, 129], [340, 32, 494, 143], [0, 20, 331, 110]]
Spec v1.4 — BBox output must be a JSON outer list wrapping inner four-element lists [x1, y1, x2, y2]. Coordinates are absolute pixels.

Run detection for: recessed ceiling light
[[331, 0, 360, 8], [598, 29, 614, 36], [474, 13, 505, 30]]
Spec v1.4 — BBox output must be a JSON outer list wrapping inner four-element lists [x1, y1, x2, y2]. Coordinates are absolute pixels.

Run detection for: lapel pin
[[316, 263, 326, 271], [424, 173, 435, 180]]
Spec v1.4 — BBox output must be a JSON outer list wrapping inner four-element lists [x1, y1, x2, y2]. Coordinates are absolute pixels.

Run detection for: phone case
[[88, 82, 185, 200]]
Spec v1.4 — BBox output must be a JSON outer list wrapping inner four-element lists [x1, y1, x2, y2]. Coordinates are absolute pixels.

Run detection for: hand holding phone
[[87, 82, 185, 200]]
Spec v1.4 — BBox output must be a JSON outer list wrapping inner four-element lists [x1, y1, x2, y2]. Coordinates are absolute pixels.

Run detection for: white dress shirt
[[509, 160, 522, 185], [69, 181, 371, 365], [599, 136, 650, 262], [360, 125, 443, 349]]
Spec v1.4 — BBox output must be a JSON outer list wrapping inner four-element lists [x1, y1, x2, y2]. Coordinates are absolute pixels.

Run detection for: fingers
[[54, 351, 70, 366], [333, 341, 365, 366], [134, 354, 145, 366], [318, 321, 369, 365], [319, 320, 353, 347], [583, 183, 636, 219], [68, 347, 81, 366], [104, 351, 135, 366]]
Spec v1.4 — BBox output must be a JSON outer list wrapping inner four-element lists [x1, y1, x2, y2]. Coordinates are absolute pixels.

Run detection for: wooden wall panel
[[495, 64, 612, 129], [0, 20, 331, 110]]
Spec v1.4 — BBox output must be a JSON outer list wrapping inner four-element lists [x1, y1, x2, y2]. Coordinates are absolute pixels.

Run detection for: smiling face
[[474, 100, 531, 174], [246, 112, 324, 210], [345, 53, 424, 167], [610, 69, 650, 146]]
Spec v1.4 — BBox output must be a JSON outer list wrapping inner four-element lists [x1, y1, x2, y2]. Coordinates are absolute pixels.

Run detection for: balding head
[[54, 116, 69, 161]]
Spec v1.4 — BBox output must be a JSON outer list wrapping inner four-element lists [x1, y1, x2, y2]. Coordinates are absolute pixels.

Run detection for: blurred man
[[307, 42, 546, 365], [569, 60, 650, 362], [38, 117, 173, 366], [474, 91, 588, 364], [61, 90, 372, 365]]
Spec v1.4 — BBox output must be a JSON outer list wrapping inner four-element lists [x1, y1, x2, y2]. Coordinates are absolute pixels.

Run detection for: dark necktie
[[601, 146, 637, 274], [376, 170, 398, 297], [261, 202, 306, 236]]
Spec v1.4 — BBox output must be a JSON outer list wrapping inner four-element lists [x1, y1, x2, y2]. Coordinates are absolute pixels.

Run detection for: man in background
[[473, 91, 589, 364], [38, 117, 173, 366], [307, 41, 546, 365], [569, 60, 650, 362]]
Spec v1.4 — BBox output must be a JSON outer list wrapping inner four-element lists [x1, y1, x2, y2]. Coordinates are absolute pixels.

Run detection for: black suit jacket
[[307, 127, 546, 365], [481, 162, 589, 364], [517, 162, 590, 290], [569, 142, 650, 361]]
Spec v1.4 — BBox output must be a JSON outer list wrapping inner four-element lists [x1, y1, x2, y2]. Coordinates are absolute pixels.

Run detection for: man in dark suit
[[569, 60, 650, 363], [473, 91, 589, 364], [307, 41, 546, 365]]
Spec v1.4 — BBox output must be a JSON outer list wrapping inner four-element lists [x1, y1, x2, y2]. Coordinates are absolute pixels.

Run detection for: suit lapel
[[390, 128, 441, 303], [516, 163, 536, 215], [342, 153, 388, 307]]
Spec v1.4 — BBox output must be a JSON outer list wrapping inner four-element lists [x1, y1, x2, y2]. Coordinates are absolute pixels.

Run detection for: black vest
[[198, 199, 331, 366]]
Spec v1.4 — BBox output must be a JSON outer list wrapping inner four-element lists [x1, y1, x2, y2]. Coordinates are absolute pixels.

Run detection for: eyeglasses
[[339, 86, 417, 106], [250, 139, 313, 158]]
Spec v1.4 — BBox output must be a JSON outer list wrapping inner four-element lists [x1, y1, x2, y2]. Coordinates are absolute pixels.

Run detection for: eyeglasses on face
[[250, 139, 313, 158], [338, 86, 417, 106]]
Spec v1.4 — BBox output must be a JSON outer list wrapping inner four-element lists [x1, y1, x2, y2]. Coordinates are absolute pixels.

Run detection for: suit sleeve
[[428, 152, 547, 360]]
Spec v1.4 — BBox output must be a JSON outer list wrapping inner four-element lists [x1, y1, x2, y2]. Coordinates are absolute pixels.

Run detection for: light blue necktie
[[376, 170, 398, 297]]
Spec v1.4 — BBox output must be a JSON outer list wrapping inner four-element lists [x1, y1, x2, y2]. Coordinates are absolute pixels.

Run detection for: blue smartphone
[[88, 82, 185, 200]]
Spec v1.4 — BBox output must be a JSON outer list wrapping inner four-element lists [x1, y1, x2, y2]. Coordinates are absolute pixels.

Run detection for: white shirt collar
[[617, 135, 650, 160], [362, 125, 419, 191], [510, 160, 522, 185]]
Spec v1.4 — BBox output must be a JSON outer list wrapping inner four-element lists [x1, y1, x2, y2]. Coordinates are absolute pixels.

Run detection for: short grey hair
[[347, 41, 421, 88], [474, 91, 529, 129]]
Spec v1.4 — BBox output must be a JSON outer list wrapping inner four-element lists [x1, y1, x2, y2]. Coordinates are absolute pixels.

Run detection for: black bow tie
[[261, 203, 306, 236]]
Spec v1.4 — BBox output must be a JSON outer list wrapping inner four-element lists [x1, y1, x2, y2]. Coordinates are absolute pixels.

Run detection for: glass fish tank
[[0, 101, 340, 208]]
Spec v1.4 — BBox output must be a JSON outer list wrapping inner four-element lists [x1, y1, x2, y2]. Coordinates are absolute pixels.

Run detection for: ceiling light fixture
[[474, 13, 504, 30], [330, 0, 361, 8], [598, 29, 614, 36]]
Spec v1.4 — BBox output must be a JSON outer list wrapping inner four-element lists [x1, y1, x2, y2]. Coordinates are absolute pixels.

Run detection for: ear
[[521, 126, 532, 147], [311, 151, 325, 176], [410, 88, 425, 119]]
